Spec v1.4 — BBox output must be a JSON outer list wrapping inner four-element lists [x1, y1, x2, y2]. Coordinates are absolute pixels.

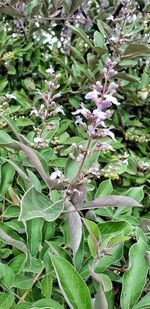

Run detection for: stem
[[17, 267, 44, 304], [1, 4, 96, 25], [85, 256, 101, 282], [71, 137, 92, 186], [108, 265, 126, 273]]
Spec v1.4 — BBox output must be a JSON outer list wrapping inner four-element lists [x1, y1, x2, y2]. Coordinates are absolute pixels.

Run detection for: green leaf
[[84, 219, 101, 257], [68, 25, 94, 49], [32, 298, 64, 308], [26, 218, 44, 256], [98, 274, 112, 292], [15, 302, 31, 309], [0, 78, 8, 92], [13, 273, 33, 289], [98, 221, 132, 236], [63, 0, 84, 14], [31, 3, 43, 16], [0, 162, 15, 196], [50, 254, 92, 309], [69, 0, 85, 14], [27, 169, 41, 191], [24, 256, 42, 273], [19, 187, 64, 221], [94, 31, 105, 48], [9, 254, 26, 274], [70, 46, 86, 64], [133, 293, 150, 309], [51, 0, 63, 9], [14, 302, 31, 309], [0, 130, 18, 147], [64, 157, 79, 180], [7, 65, 16, 75], [83, 152, 99, 170], [0, 263, 15, 288], [95, 179, 113, 198], [126, 187, 144, 202], [14, 91, 32, 110], [41, 274, 53, 298], [0, 6, 23, 17], [116, 72, 140, 83], [123, 44, 150, 58], [96, 244, 123, 273], [0, 228, 27, 253], [47, 241, 72, 263], [15, 118, 34, 127], [121, 237, 149, 309], [0, 292, 14, 309]]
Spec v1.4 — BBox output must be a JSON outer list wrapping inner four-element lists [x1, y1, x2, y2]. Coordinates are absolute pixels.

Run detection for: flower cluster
[[30, 68, 64, 148], [30, 68, 64, 122], [72, 58, 119, 148], [108, 0, 140, 45]]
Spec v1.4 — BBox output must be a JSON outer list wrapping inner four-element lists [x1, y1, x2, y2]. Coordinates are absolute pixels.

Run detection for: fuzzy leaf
[[0, 229, 27, 253], [121, 237, 149, 309], [50, 254, 92, 309], [0, 292, 14, 309], [19, 187, 63, 221], [95, 179, 113, 198], [66, 201, 82, 259], [133, 293, 150, 309], [83, 195, 142, 210], [123, 44, 150, 58], [25, 218, 44, 256], [94, 284, 108, 309]]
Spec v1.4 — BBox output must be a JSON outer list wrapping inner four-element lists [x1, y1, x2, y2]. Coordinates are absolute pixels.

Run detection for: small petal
[[30, 109, 39, 116], [104, 94, 120, 105], [34, 136, 42, 143], [50, 169, 64, 180], [85, 89, 99, 101]]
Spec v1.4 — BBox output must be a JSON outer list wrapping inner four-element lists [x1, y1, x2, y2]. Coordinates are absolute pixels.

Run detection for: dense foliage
[[0, 0, 150, 308]]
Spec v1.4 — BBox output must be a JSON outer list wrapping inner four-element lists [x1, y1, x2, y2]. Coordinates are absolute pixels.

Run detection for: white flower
[[72, 103, 91, 119], [50, 169, 64, 180], [5, 93, 16, 99], [101, 127, 116, 140], [85, 89, 99, 101], [34, 136, 42, 143], [104, 94, 120, 105], [93, 109, 110, 122], [54, 106, 65, 115], [30, 109, 39, 116]]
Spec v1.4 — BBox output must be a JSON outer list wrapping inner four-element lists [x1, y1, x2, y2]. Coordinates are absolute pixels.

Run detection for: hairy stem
[[17, 267, 44, 304]]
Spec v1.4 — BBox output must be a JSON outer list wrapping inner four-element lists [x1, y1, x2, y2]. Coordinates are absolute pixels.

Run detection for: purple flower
[[100, 127, 116, 140], [107, 82, 118, 95], [46, 68, 55, 77], [104, 94, 120, 105], [85, 89, 99, 102], [73, 57, 119, 142], [72, 103, 91, 119]]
